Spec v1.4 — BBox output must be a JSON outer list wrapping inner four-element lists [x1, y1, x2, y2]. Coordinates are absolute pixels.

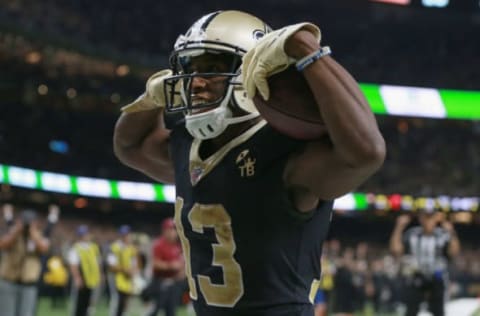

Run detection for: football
[[252, 66, 327, 140]]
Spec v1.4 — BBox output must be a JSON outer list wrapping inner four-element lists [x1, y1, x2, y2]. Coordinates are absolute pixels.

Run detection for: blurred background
[[0, 0, 479, 315]]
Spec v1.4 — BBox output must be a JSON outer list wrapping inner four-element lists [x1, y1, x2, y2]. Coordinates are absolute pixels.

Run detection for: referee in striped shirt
[[390, 211, 460, 316]]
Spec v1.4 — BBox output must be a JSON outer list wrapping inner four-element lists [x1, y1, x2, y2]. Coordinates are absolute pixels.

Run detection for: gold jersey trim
[[189, 120, 267, 185], [309, 278, 321, 304]]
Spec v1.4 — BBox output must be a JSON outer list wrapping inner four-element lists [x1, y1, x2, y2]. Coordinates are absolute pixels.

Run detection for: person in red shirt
[[143, 218, 184, 316]]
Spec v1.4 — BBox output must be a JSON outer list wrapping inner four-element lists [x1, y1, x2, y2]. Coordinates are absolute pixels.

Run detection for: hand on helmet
[[242, 23, 321, 101], [121, 69, 173, 113]]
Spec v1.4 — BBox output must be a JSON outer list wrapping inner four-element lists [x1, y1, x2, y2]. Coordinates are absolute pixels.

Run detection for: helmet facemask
[[165, 49, 258, 139]]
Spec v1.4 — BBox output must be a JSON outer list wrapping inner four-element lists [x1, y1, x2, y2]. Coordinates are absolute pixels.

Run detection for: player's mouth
[[191, 97, 215, 114], [192, 98, 206, 105]]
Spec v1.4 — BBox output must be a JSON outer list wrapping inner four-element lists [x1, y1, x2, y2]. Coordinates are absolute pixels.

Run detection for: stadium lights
[[360, 84, 480, 119], [370, 0, 411, 5], [421, 0, 449, 7], [0, 164, 176, 203], [1, 164, 478, 212], [369, 0, 480, 11]]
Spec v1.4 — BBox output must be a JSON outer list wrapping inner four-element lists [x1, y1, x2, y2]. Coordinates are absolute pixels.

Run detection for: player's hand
[[242, 22, 321, 101], [29, 222, 42, 240], [121, 69, 177, 113], [396, 214, 411, 228]]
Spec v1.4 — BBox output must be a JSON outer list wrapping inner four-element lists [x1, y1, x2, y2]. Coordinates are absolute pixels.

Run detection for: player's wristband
[[295, 46, 331, 72]]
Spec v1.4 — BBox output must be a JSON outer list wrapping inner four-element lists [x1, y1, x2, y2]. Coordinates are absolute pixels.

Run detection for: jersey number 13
[[175, 197, 244, 307]]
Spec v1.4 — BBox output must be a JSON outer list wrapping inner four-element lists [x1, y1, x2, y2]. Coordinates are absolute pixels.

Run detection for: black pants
[[404, 273, 446, 316], [43, 284, 67, 308], [71, 287, 93, 316], [144, 278, 182, 316], [110, 290, 130, 316]]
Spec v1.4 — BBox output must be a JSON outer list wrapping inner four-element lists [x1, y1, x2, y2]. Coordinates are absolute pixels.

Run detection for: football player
[[114, 10, 385, 316]]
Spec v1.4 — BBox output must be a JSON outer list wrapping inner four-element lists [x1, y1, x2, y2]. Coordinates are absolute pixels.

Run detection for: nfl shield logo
[[190, 166, 204, 185]]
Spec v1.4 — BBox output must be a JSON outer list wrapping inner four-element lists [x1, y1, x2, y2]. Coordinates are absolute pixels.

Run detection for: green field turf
[[36, 296, 480, 316], [37, 296, 192, 316]]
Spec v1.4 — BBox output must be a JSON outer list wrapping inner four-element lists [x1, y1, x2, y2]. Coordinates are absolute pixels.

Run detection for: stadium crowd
[[1, 0, 479, 196], [2, 84, 479, 195], [0, 0, 479, 89], [1, 203, 480, 316]]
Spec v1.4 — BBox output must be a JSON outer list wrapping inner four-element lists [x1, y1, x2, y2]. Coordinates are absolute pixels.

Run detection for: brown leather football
[[252, 66, 326, 140]]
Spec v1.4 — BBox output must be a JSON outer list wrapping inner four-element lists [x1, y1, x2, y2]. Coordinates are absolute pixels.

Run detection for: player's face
[[419, 213, 438, 234], [180, 53, 233, 113], [81, 233, 92, 241]]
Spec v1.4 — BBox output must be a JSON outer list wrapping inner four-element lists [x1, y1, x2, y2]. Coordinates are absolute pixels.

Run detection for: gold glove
[[121, 69, 175, 113], [242, 23, 321, 101]]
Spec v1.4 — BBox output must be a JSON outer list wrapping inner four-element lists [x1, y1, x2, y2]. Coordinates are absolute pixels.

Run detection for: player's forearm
[[303, 57, 385, 168], [153, 258, 172, 271], [114, 108, 162, 154], [114, 69, 175, 160], [389, 226, 405, 256], [114, 108, 173, 170], [70, 265, 82, 281], [0, 233, 17, 249], [448, 234, 461, 257]]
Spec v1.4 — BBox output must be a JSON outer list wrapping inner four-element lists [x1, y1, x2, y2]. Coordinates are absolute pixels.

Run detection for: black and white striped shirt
[[402, 226, 451, 276]]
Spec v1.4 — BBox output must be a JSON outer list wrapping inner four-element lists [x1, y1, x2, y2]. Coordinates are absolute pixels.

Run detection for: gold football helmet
[[164, 10, 271, 139]]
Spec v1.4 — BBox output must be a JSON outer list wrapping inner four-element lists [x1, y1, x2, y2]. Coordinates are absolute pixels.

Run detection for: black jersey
[[169, 120, 333, 316]]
